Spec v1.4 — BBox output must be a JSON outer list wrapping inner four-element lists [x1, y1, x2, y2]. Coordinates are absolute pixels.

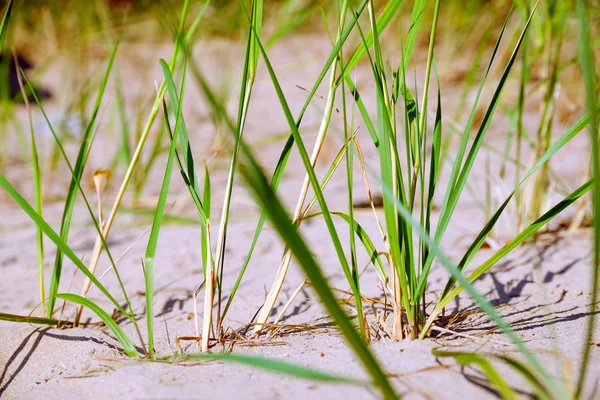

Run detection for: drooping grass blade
[[575, 0, 599, 397], [56, 293, 138, 358]]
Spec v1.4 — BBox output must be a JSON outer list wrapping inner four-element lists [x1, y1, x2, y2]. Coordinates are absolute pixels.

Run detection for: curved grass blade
[[337, 0, 403, 86], [431, 179, 593, 322], [0, 312, 73, 327], [56, 293, 138, 358], [160, 59, 207, 224], [0, 0, 13, 52], [214, 0, 263, 336], [221, 135, 351, 321], [434, 350, 530, 400], [21, 68, 141, 335], [575, 1, 599, 397], [167, 352, 368, 386], [247, 13, 365, 337], [47, 39, 120, 317], [199, 0, 373, 326], [143, 102, 179, 356], [15, 53, 45, 315], [80, 0, 192, 311], [359, 158, 563, 396], [237, 143, 397, 400], [303, 211, 389, 290], [0, 175, 129, 318], [417, 3, 537, 299]]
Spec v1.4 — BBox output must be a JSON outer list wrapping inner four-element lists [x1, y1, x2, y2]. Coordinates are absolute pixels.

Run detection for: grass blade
[[143, 103, 179, 356], [56, 293, 138, 358], [575, 0, 599, 397], [237, 138, 397, 400], [0, 175, 128, 317], [0, 0, 13, 52], [434, 350, 531, 400], [248, 8, 365, 338], [0, 312, 72, 327], [48, 38, 120, 317], [422, 179, 592, 348], [168, 352, 368, 386]]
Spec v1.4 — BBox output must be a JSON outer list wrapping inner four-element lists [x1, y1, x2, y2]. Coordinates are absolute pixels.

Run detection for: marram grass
[[0, 0, 598, 399]]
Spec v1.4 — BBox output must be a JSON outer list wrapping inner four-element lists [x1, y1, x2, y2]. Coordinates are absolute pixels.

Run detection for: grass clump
[[0, 0, 598, 399]]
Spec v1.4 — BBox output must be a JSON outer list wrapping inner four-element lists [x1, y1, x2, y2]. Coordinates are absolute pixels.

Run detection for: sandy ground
[[1, 31, 600, 399]]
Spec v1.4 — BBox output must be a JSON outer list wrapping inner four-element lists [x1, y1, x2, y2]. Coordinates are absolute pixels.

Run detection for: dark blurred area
[[0, 52, 51, 102]]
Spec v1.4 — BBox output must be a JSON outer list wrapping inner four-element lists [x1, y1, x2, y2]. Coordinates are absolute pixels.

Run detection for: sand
[[1, 32, 599, 399]]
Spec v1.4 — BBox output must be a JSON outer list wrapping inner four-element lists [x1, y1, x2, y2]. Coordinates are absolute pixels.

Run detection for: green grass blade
[[497, 355, 553, 400], [201, 163, 211, 280], [21, 68, 139, 321], [0, 312, 72, 327], [189, 2, 374, 323], [15, 57, 46, 315], [432, 101, 600, 301], [160, 60, 199, 196], [303, 211, 389, 289], [337, 0, 403, 85], [433, 350, 521, 400], [56, 294, 138, 358], [168, 352, 368, 386], [223, 133, 352, 321], [303, 137, 353, 216], [0, 0, 13, 52], [417, 3, 539, 297], [214, 0, 263, 334], [160, 59, 209, 226], [248, 17, 364, 335], [46, 39, 120, 317], [365, 162, 562, 395], [0, 175, 128, 317], [575, 0, 599, 397], [433, 179, 592, 319], [143, 105, 179, 356], [236, 143, 397, 400]]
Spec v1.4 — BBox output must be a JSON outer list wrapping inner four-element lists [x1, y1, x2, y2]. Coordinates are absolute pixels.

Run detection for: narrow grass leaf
[[0, 175, 129, 317], [56, 293, 138, 358], [237, 145, 397, 399], [143, 105, 179, 356], [47, 39, 120, 317], [169, 352, 368, 386]]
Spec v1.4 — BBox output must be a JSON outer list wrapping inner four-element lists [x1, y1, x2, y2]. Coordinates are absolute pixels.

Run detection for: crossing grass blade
[[222, 135, 352, 322], [303, 211, 389, 290], [0, 0, 13, 52], [160, 61, 214, 350], [56, 293, 138, 358], [0, 175, 129, 317], [416, 3, 536, 300], [574, 0, 599, 397], [20, 66, 143, 343], [420, 102, 600, 334], [47, 38, 120, 318], [80, 0, 192, 308], [143, 103, 179, 356], [15, 52, 45, 315], [0, 312, 73, 327], [433, 349, 553, 400], [214, 0, 263, 337], [166, 352, 368, 386], [236, 133, 397, 400], [337, 0, 403, 85], [365, 166, 564, 397], [197, 0, 375, 327], [247, 5, 367, 338]]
